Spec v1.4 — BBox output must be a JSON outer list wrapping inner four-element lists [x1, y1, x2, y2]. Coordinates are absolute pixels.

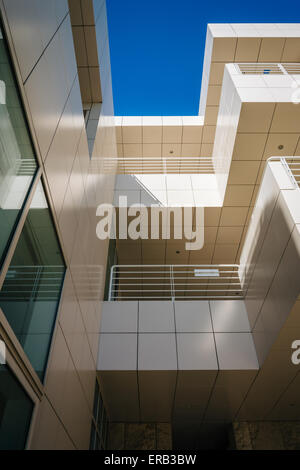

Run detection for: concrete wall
[[0, 0, 116, 449]]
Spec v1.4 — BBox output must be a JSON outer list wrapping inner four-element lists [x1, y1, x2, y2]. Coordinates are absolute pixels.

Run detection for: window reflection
[[90, 380, 109, 450], [0, 24, 37, 266], [0, 182, 65, 380], [0, 364, 33, 449]]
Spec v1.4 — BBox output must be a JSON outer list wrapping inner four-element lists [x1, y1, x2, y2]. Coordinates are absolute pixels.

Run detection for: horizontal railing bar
[[2, 289, 62, 292], [113, 288, 244, 291], [112, 264, 239, 267], [112, 269, 239, 273], [107, 162, 215, 165], [8, 266, 64, 268], [111, 296, 243, 300], [102, 158, 214, 162], [112, 274, 239, 278], [112, 282, 242, 286], [112, 276, 238, 279], [4, 277, 64, 280]]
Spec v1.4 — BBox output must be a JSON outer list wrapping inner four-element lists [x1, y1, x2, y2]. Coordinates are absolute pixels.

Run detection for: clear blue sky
[[106, 0, 299, 116]]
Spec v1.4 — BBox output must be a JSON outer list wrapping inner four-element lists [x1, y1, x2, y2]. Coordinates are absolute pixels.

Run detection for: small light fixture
[[278, 144, 284, 150], [194, 269, 219, 277], [169, 150, 174, 154], [176, 250, 180, 254]]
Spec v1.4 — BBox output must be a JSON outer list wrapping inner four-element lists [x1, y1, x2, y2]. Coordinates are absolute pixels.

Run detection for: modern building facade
[[0, 0, 300, 450]]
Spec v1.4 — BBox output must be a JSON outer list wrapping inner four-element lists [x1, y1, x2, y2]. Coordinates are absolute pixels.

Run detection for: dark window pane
[[97, 394, 103, 429], [0, 364, 33, 449], [89, 422, 96, 450], [90, 380, 109, 450], [101, 408, 108, 447], [96, 433, 101, 450], [0, 182, 65, 380], [0, 23, 37, 266], [93, 379, 99, 420]]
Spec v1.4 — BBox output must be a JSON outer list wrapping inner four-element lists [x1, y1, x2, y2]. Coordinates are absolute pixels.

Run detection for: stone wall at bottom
[[108, 423, 172, 450], [233, 421, 300, 450]]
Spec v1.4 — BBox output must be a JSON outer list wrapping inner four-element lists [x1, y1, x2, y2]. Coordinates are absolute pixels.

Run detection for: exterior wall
[[240, 161, 300, 365], [212, 65, 241, 202], [0, 0, 116, 449]]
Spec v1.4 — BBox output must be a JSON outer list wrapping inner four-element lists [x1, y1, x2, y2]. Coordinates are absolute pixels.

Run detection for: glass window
[[93, 379, 99, 420], [97, 394, 103, 430], [89, 422, 96, 450], [90, 379, 109, 450], [0, 23, 37, 266], [0, 182, 65, 380], [96, 432, 101, 450], [101, 407, 109, 448], [0, 364, 34, 449]]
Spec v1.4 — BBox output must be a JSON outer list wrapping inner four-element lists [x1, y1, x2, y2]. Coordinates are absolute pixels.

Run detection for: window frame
[[0, 322, 40, 449]]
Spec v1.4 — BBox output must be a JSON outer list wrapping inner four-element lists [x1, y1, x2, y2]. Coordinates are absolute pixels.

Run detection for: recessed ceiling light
[[169, 150, 174, 154], [278, 144, 284, 150]]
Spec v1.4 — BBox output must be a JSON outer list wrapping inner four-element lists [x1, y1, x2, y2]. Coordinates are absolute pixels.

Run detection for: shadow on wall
[[243, 193, 300, 366], [114, 175, 164, 206], [172, 421, 233, 450]]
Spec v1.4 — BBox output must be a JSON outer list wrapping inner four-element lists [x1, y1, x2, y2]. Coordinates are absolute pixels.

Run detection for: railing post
[[280, 157, 298, 188], [170, 265, 175, 301], [163, 158, 167, 175], [32, 265, 42, 301], [108, 265, 114, 301], [278, 63, 288, 75]]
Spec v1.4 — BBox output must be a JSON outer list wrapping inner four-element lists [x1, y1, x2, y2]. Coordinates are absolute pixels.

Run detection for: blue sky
[[106, 0, 299, 116]]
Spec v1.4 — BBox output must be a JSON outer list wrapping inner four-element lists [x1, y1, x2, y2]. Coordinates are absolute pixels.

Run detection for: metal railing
[[108, 264, 244, 301], [268, 157, 300, 189], [15, 158, 37, 176], [0, 265, 105, 302], [94, 157, 214, 175], [236, 63, 300, 75], [0, 265, 65, 301]]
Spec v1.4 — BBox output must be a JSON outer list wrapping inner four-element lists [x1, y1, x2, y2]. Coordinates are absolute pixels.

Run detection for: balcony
[[236, 62, 300, 75], [97, 157, 300, 430], [108, 264, 243, 301]]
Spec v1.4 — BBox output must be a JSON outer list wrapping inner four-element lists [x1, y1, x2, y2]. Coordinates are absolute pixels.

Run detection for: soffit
[[68, 0, 102, 103], [115, 101, 300, 266]]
